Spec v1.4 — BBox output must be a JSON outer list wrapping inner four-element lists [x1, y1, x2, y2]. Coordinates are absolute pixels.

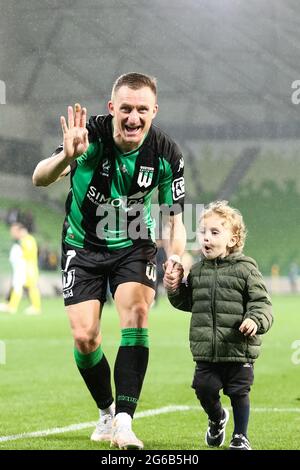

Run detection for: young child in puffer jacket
[[165, 201, 273, 450]]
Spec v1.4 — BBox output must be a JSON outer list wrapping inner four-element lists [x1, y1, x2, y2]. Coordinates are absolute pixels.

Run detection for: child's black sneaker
[[205, 408, 229, 447], [229, 433, 252, 450]]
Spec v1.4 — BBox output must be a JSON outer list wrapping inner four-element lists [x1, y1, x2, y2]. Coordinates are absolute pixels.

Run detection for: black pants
[[192, 361, 254, 422]]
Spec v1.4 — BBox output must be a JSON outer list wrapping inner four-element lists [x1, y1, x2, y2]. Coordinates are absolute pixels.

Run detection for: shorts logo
[[146, 263, 156, 282], [172, 177, 185, 201], [62, 249, 76, 298], [62, 269, 75, 291], [63, 287, 73, 299], [137, 166, 154, 188]]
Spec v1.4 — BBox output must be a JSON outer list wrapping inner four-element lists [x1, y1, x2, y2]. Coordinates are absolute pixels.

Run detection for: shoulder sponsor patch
[[172, 177, 185, 200]]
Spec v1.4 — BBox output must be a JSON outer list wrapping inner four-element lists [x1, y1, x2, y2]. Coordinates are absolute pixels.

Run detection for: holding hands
[[163, 256, 184, 292]]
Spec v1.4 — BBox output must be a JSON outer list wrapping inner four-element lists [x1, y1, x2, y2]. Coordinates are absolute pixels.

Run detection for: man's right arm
[[32, 150, 71, 187], [32, 103, 89, 187]]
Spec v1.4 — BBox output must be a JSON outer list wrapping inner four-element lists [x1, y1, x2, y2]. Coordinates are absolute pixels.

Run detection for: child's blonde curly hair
[[200, 200, 247, 253]]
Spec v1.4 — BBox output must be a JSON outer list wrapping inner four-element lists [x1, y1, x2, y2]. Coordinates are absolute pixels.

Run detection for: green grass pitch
[[0, 295, 299, 450]]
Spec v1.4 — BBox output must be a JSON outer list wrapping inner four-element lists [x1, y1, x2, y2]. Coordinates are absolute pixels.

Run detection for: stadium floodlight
[[0, 80, 6, 104]]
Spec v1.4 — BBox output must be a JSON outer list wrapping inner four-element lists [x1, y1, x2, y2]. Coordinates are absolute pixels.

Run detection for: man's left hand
[[163, 256, 184, 292]]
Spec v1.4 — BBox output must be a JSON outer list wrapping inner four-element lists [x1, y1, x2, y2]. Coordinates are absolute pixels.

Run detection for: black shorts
[[61, 242, 157, 306], [192, 361, 254, 397]]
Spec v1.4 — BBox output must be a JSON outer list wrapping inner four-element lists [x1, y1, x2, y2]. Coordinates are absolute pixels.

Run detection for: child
[[165, 201, 273, 450]]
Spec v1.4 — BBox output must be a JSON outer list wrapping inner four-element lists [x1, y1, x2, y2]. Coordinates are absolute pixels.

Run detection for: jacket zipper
[[211, 259, 218, 360]]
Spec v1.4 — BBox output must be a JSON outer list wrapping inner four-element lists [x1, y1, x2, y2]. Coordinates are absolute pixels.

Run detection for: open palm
[[60, 103, 89, 160]]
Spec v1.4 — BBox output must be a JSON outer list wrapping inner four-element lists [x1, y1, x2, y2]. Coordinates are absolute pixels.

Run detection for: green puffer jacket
[[168, 253, 273, 363]]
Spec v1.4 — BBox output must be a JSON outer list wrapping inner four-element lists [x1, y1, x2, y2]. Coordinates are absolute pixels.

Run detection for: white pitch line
[[0, 405, 299, 443], [0, 405, 191, 443], [251, 407, 300, 413]]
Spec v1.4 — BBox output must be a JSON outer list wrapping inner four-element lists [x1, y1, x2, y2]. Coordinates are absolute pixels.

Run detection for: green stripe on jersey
[[108, 148, 140, 249], [158, 158, 174, 206], [65, 142, 101, 247]]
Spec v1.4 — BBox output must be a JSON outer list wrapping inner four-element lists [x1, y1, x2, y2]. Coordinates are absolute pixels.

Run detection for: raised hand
[[60, 103, 89, 161]]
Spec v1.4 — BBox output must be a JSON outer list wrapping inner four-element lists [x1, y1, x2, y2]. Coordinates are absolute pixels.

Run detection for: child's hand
[[239, 318, 258, 337], [163, 264, 184, 292]]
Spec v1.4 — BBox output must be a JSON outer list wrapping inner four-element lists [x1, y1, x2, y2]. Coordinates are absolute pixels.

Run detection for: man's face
[[108, 85, 158, 152], [198, 214, 237, 260]]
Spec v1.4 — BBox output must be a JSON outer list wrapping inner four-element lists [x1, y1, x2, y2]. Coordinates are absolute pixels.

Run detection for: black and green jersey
[[53, 114, 185, 250]]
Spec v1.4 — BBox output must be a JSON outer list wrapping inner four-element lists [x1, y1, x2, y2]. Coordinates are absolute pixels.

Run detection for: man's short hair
[[111, 72, 157, 99]]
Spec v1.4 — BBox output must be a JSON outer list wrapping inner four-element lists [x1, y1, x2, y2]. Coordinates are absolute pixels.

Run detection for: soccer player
[[32, 73, 186, 449], [165, 201, 273, 450], [0, 222, 41, 314]]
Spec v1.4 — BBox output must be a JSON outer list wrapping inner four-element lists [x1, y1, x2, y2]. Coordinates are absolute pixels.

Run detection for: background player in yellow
[[0, 222, 41, 314]]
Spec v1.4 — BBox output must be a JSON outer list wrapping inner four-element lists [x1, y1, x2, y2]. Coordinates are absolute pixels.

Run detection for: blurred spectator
[[21, 210, 35, 233], [5, 207, 21, 226], [5, 208, 36, 233], [0, 239, 26, 313], [289, 262, 298, 293], [0, 222, 41, 314], [270, 263, 280, 294], [48, 250, 58, 270], [38, 245, 59, 271], [38, 246, 49, 270]]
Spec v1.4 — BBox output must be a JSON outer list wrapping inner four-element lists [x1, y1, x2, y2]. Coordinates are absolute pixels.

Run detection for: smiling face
[[198, 213, 238, 260], [108, 85, 158, 153]]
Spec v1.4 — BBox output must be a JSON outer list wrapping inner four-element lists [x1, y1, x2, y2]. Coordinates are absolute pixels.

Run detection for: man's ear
[[152, 104, 159, 119], [108, 100, 114, 116]]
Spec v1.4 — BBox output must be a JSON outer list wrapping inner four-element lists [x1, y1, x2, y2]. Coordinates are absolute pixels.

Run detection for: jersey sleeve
[[74, 142, 99, 167], [158, 144, 185, 214], [50, 142, 99, 176]]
